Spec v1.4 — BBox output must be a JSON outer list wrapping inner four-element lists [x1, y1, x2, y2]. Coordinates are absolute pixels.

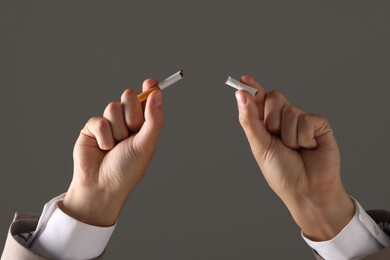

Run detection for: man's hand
[[235, 75, 354, 241], [60, 79, 164, 227]]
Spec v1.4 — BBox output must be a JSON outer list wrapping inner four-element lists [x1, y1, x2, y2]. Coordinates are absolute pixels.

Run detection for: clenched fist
[[235, 75, 354, 241], [60, 79, 164, 227]]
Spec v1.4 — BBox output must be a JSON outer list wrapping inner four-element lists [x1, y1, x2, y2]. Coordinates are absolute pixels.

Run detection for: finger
[[240, 75, 266, 120], [80, 117, 115, 150], [281, 105, 304, 149], [140, 78, 159, 110], [103, 102, 129, 142], [142, 78, 159, 92], [264, 91, 290, 135], [121, 89, 144, 133], [133, 89, 164, 154], [297, 114, 335, 149], [235, 90, 272, 163]]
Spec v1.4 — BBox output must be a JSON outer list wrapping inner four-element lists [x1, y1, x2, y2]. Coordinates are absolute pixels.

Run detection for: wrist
[[60, 184, 124, 227], [288, 189, 355, 241]]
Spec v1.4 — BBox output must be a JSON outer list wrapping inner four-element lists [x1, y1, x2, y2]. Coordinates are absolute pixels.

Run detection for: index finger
[[240, 75, 266, 120]]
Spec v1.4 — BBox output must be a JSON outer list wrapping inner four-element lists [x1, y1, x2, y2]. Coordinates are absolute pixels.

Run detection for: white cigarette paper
[[225, 76, 257, 96], [159, 70, 184, 90]]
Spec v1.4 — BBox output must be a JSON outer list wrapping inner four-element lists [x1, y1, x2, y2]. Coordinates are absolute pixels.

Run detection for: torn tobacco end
[[159, 70, 184, 90]]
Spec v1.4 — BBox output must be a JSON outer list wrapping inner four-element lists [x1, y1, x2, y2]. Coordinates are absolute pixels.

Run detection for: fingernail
[[235, 92, 247, 107], [154, 91, 163, 108]]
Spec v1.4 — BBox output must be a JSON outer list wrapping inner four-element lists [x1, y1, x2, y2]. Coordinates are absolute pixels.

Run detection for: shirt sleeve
[[302, 198, 390, 259], [26, 194, 116, 260]]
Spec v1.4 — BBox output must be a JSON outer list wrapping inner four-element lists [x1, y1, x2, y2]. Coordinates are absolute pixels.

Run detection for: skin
[[60, 78, 164, 226], [235, 75, 355, 241], [60, 75, 354, 242]]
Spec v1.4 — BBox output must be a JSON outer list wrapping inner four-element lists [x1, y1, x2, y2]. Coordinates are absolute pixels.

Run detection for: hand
[[235, 75, 354, 241], [60, 79, 164, 226]]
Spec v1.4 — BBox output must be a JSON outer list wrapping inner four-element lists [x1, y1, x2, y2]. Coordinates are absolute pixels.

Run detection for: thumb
[[236, 90, 272, 163], [134, 90, 164, 152]]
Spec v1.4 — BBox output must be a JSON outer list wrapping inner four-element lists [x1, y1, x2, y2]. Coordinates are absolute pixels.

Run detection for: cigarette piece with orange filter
[[137, 70, 184, 102]]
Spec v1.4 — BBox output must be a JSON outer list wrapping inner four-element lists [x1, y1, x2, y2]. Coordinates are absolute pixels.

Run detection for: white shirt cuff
[[302, 198, 390, 260], [27, 193, 116, 260]]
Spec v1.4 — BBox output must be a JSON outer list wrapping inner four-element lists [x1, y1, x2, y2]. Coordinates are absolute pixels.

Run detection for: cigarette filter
[[137, 70, 184, 102], [225, 76, 257, 96]]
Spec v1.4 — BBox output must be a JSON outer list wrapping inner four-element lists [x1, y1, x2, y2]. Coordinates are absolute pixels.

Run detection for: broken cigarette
[[137, 70, 184, 102], [225, 76, 257, 96]]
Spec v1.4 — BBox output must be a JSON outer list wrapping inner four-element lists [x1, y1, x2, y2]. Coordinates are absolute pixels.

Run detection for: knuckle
[[86, 116, 99, 127], [282, 105, 296, 116], [283, 105, 302, 116], [105, 102, 121, 114], [299, 114, 312, 125], [95, 117, 109, 133], [121, 89, 137, 101], [319, 115, 330, 125], [267, 90, 284, 101]]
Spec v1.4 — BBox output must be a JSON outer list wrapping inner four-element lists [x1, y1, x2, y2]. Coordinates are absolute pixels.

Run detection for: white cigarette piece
[[225, 76, 257, 96], [159, 70, 184, 90], [137, 70, 184, 102]]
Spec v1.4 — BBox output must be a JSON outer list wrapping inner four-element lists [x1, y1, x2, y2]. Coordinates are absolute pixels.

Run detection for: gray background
[[1, 1, 390, 259]]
